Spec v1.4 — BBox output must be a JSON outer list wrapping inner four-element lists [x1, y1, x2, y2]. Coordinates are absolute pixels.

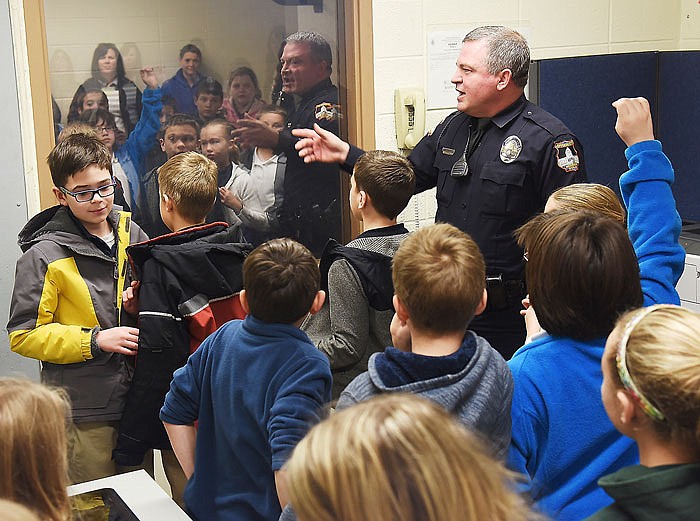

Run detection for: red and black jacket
[[114, 222, 252, 466]]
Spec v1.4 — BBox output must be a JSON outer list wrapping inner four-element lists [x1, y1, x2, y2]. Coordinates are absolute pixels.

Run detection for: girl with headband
[[589, 305, 700, 520]]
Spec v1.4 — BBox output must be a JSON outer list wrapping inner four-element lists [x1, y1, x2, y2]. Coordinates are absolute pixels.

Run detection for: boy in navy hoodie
[[337, 223, 513, 459]]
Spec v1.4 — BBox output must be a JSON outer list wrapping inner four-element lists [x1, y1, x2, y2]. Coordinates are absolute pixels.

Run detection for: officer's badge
[[554, 140, 580, 173], [315, 103, 341, 122], [500, 135, 522, 163]]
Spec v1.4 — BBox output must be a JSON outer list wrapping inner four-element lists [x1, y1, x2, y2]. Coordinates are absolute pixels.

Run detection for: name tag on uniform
[[441, 147, 455, 156]]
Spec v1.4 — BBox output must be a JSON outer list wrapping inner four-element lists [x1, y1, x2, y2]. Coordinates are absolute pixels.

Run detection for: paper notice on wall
[[427, 31, 464, 110]]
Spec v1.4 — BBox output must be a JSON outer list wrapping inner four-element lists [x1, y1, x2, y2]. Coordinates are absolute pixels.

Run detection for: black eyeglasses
[[95, 126, 117, 134], [60, 182, 117, 203]]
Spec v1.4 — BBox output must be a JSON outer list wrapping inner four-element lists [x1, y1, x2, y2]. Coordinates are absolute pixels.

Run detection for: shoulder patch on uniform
[[500, 135, 522, 163], [315, 103, 341, 122], [554, 139, 580, 173]]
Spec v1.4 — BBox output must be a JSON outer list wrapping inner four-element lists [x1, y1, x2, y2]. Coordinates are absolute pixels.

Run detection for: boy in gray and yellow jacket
[[7, 133, 147, 483]]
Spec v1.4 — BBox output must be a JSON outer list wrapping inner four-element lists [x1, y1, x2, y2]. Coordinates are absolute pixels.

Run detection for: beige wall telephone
[[394, 88, 425, 150]]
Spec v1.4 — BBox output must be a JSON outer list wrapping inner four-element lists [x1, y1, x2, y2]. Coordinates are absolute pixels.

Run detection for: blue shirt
[[161, 69, 201, 116], [160, 316, 332, 521], [507, 139, 684, 520]]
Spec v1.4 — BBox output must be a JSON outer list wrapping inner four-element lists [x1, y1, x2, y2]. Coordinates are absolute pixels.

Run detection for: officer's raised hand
[[232, 115, 279, 149], [293, 123, 350, 164]]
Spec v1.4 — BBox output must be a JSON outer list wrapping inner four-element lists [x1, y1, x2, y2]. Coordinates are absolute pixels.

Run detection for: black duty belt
[[486, 274, 526, 310]]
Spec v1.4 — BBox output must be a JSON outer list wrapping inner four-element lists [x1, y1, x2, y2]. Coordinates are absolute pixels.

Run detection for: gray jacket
[[8, 205, 146, 422], [337, 331, 513, 459], [302, 226, 408, 400]]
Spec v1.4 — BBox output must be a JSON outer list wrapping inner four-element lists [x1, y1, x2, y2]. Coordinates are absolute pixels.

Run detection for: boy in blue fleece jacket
[[160, 238, 331, 521]]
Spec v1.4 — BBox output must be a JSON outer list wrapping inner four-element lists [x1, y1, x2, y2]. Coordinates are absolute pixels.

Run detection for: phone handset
[[394, 88, 426, 150]]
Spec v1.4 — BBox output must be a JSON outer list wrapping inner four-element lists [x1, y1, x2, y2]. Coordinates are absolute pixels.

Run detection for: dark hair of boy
[[179, 43, 202, 59], [159, 113, 200, 139], [516, 210, 643, 340], [258, 104, 287, 121], [353, 150, 416, 220], [47, 133, 112, 187], [243, 238, 320, 324], [195, 77, 223, 99], [78, 108, 116, 129], [158, 151, 217, 223], [201, 118, 240, 164], [392, 223, 485, 333]]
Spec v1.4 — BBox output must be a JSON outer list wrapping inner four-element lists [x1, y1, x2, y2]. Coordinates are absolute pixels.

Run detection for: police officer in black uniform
[[234, 31, 342, 256], [293, 26, 587, 359]]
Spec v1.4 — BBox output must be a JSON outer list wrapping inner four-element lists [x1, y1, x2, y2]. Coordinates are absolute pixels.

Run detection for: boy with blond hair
[[337, 223, 513, 459], [302, 150, 414, 399], [7, 133, 147, 483], [161, 238, 332, 520], [114, 152, 250, 504]]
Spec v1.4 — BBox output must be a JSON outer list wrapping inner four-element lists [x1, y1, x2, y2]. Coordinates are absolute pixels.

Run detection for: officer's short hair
[[158, 151, 217, 222], [463, 26, 530, 88], [516, 210, 643, 341], [393, 224, 486, 334], [243, 238, 320, 324], [285, 31, 333, 73], [353, 150, 415, 220]]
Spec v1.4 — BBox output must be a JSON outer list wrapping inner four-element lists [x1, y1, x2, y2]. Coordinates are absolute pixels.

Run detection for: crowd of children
[[3, 31, 700, 521]]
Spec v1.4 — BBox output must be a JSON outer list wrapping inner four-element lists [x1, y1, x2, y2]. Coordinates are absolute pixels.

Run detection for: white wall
[[681, 0, 700, 48], [371, 0, 700, 229], [46, 0, 294, 119]]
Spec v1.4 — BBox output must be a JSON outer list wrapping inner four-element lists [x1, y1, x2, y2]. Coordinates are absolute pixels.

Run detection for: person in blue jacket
[[78, 67, 162, 214], [507, 97, 685, 521], [161, 44, 203, 116]]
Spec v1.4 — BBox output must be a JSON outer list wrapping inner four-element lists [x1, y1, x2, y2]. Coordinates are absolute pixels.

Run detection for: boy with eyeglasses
[[7, 133, 148, 484]]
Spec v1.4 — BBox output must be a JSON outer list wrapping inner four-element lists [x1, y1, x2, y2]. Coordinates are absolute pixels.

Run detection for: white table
[[68, 470, 191, 520]]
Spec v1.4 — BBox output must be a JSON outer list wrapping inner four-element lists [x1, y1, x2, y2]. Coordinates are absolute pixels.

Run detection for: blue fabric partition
[[531, 51, 700, 222], [657, 51, 700, 222]]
